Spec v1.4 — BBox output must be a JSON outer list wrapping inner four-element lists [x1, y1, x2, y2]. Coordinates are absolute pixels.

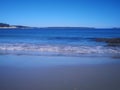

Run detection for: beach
[[0, 55, 120, 90], [1, 0, 120, 89], [0, 28, 120, 90]]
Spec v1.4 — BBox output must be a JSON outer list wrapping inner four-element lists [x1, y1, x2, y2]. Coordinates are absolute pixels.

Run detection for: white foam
[[0, 43, 120, 56]]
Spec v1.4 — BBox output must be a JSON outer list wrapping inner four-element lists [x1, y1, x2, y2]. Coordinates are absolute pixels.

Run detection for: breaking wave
[[0, 43, 120, 56]]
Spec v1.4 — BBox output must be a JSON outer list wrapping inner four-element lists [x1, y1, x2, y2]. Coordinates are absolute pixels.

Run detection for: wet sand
[[0, 55, 120, 90]]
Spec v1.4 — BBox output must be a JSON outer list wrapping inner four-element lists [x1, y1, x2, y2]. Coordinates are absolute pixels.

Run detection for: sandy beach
[[0, 55, 120, 90]]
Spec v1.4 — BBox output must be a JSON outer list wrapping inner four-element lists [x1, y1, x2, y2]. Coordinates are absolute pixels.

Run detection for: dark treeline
[[0, 23, 10, 27]]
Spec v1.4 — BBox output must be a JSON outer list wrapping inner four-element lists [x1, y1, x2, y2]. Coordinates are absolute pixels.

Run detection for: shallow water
[[0, 55, 119, 67]]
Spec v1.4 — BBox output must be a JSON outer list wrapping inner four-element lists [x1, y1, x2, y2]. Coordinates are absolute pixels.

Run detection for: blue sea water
[[0, 28, 120, 56]]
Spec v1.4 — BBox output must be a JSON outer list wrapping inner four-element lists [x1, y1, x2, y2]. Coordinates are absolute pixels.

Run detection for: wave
[[0, 43, 120, 56], [0, 35, 84, 41]]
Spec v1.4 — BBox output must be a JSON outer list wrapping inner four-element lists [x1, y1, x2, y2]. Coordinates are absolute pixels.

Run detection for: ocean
[[0, 28, 120, 56]]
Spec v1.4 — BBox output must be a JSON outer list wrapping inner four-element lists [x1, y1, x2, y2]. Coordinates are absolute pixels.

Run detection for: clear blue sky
[[0, 0, 120, 28]]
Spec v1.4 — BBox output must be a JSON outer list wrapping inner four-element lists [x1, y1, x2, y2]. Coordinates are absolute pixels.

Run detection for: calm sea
[[0, 28, 120, 56]]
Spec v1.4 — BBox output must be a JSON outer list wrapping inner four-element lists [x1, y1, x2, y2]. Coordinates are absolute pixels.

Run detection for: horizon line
[[1, 22, 120, 29]]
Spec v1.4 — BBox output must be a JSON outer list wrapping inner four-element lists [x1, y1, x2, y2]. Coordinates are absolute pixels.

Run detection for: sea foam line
[[0, 43, 120, 54]]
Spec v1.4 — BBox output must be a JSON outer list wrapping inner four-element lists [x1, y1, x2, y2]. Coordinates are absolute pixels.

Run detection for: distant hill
[[0, 23, 10, 27], [0, 23, 31, 29], [0, 23, 120, 29], [41, 27, 95, 30], [0, 23, 95, 29]]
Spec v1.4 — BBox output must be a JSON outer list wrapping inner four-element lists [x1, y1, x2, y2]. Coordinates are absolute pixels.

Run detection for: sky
[[0, 0, 120, 28]]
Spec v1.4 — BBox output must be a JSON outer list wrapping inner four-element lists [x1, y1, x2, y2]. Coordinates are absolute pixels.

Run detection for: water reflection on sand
[[0, 55, 120, 90]]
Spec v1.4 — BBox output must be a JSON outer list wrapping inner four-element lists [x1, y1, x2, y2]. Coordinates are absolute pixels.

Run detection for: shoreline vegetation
[[0, 23, 120, 29]]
